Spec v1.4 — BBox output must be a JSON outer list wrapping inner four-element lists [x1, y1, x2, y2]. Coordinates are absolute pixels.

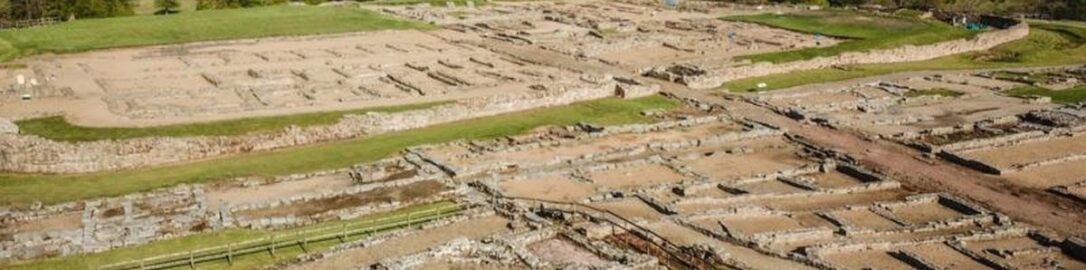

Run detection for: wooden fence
[[98, 203, 464, 270], [0, 17, 60, 30]]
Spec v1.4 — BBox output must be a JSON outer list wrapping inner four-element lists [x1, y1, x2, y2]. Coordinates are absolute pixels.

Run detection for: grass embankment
[[724, 10, 976, 63], [1006, 85, 1086, 104], [15, 102, 446, 142], [724, 22, 1086, 92], [0, 96, 678, 207], [0, 5, 433, 62], [2, 201, 458, 270]]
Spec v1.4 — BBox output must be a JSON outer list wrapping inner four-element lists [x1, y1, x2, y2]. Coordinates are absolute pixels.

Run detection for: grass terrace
[[0, 5, 433, 62], [724, 10, 976, 63], [1006, 85, 1086, 104], [0, 96, 679, 207], [724, 22, 1086, 92], [15, 102, 447, 142]]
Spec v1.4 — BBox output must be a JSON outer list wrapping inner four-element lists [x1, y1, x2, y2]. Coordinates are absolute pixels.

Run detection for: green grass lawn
[[0, 96, 677, 207], [723, 22, 1086, 93], [2, 201, 457, 270], [1006, 85, 1086, 104], [724, 10, 976, 63], [0, 5, 433, 62], [15, 102, 446, 142]]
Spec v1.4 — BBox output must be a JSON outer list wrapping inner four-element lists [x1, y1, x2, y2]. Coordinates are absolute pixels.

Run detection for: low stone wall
[[0, 80, 645, 174], [939, 132, 1086, 175], [651, 22, 1030, 89]]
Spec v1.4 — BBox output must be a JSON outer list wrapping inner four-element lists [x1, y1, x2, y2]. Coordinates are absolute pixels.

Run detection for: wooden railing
[[0, 17, 60, 30], [502, 196, 735, 270], [98, 203, 464, 270]]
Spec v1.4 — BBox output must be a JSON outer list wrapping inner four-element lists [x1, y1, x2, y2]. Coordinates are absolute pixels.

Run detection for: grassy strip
[[0, 5, 433, 62], [15, 102, 446, 142], [905, 88, 965, 98], [723, 22, 1086, 92], [1006, 85, 1086, 104], [369, 0, 483, 6], [725, 10, 975, 63], [0, 97, 678, 207], [2, 201, 458, 270]]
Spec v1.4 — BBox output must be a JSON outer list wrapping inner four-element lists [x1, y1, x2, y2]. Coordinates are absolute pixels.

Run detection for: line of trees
[[194, 0, 291, 9], [0, 0, 322, 23], [0, 0, 134, 21], [740, 0, 1086, 20]]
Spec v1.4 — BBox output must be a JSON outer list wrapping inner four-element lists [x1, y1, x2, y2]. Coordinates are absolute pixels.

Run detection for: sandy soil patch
[[718, 215, 804, 235], [962, 236, 1086, 269], [1005, 158, 1086, 188], [821, 249, 913, 270], [831, 209, 901, 230], [588, 164, 685, 189], [498, 176, 596, 203], [888, 201, 964, 225], [903, 243, 990, 270], [207, 173, 353, 208], [963, 135, 1086, 168], [589, 199, 664, 222], [687, 146, 810, 181], [527, 237, 610, 267], [757, 189, 911, 212]]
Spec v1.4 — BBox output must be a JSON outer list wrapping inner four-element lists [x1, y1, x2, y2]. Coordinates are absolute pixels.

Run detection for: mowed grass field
[[0, 96, 678, 207], [724, 10, 976, 63], [723, 22, 1086, 92], [16, 101, 446, 142], [2, 201, 457, 270], [0, 5, 434, 62], [1007, 85, 1086, 104]]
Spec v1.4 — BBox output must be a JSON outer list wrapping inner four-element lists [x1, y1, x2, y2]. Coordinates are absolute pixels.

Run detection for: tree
[[155, 0, 180, 14]]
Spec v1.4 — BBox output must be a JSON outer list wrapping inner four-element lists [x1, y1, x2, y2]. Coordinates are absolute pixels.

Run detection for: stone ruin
[[0, 76, 657, 174], [653, 20, 1030, 89]]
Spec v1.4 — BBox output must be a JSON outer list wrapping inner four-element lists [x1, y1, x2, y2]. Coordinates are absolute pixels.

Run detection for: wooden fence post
[[227, 243, 234, 265], [270, 234, 277, 257], [339, 224, 347, 243]]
